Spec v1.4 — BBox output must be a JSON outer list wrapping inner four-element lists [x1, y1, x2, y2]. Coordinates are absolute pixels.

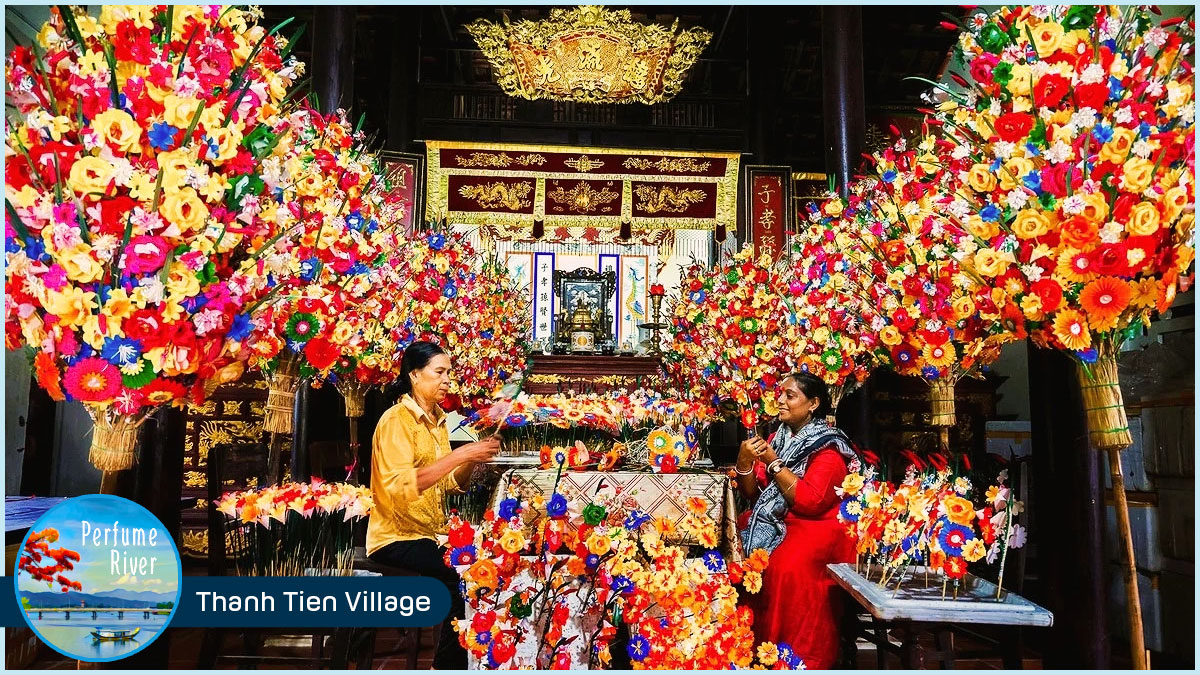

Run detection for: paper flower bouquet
[[937, 4, 1195, 449], [4, 5, 303, 473]]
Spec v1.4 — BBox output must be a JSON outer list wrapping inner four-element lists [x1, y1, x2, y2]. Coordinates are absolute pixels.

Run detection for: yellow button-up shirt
[[366, 394, 461, 555]]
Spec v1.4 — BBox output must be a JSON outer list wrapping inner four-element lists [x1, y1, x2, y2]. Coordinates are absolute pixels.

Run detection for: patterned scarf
[[739, 419, 858, 555]]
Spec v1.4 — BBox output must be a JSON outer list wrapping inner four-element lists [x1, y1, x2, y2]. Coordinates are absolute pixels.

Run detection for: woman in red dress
[[735, 372, 859, 669]]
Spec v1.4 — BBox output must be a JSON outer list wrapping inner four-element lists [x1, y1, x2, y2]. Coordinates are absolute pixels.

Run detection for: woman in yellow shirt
[[367, 341, 499, 669]]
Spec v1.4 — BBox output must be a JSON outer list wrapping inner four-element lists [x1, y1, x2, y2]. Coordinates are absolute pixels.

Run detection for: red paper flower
[[303, 336, 340, 372], [993, 112, 1034, 143]]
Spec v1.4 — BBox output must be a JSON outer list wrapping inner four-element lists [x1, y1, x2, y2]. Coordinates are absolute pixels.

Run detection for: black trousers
[[370, 538, 467, 669]]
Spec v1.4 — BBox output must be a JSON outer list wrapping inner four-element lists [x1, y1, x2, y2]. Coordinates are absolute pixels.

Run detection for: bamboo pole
[[1077, 352, 1146, 669], [1108, 446, 1149, 670]]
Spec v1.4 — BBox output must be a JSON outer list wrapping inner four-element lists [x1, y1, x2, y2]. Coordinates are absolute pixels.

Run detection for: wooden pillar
[[748, 8, 783, 165], [1029, 345, 1109, 668], [387, 8, 420, 151], [19, 381, 56, 495], [312, 7, 357, 115], [291, 385, 311, 481], [104, 406, 186, 670], [820, 6, 865, 197]]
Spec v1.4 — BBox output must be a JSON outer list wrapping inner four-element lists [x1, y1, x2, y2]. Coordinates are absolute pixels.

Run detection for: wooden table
[[828, 563, 1053, 669]]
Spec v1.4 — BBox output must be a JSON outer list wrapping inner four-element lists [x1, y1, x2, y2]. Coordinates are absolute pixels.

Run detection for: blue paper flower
[[101, 336, 142, 367], [450, 545, 477, 566], [1092, 124, 1114, 144], [701, 549, 725, 572], [228, 313, 253, 342], [838, 500, 861, 523], [428, 232, 446, 250], [980, 203, 1001, 222], [546, 493, 568, 518], [610, 575, 634, 594], [936, 520, 975, 557], [497, 498, 521, 520], [299, 257, 320, 282], [627, 634, 650, 662], [148, 122, 180, 151], [624, 510, 650, 530], [777, 643, 801, 668]]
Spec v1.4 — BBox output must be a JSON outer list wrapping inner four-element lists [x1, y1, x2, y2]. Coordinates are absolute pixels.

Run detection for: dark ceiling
[[265, 5, 960, 172]]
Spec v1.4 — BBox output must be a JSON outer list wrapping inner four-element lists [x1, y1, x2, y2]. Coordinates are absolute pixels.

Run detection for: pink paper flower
[[124, 235, 169, 275], [63, 357, 122, 403]]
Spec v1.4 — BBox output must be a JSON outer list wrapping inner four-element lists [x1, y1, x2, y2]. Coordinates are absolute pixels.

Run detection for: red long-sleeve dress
[[746, 447, 855, 669]]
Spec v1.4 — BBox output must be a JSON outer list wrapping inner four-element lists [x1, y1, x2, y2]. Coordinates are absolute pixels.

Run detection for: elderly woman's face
[[411, 353, 452, 404], [777, 377, 818, 426]]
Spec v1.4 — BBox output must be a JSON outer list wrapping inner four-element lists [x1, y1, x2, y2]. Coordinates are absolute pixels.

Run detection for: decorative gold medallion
[[547, 181, 620, 214], [564, 154, 606, 173], [465, 6, 712, 105]]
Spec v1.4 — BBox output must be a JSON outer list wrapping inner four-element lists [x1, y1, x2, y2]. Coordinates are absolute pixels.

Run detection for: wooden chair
[[348, 509, 427, 669], [198, 441, 367, 669]]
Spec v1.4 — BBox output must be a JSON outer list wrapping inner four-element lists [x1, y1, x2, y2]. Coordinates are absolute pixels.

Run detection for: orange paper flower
[[1078, 276, 1132, 324], [1051, 309, 1092, 351]]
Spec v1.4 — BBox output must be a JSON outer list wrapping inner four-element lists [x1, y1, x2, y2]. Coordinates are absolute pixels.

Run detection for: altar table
[[827, 563, 1053, 668], [524, 354, 665, 394], [490, 469, 742, 559]]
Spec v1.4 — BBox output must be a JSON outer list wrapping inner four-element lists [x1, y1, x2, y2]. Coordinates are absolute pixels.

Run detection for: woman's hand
[[455, 437, 501, 464], [737, 437, 770, 469], [736, 439, 759, 469], [757, 443, 779, 466]]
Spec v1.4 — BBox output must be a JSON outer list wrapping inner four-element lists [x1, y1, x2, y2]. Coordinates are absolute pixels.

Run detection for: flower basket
[[1076, 355, 1133, 451]]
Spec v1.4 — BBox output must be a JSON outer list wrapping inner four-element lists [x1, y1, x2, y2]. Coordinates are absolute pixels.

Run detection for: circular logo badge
[[14, 495, 182, 662]]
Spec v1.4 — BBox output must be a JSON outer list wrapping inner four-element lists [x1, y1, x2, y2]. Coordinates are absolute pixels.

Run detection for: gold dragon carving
[[634, 185, 708, 213], [622, 157, 712, 173], [465, 5, 712, 105], [455, 152, 547, 168], [459, 181, 535, 210]]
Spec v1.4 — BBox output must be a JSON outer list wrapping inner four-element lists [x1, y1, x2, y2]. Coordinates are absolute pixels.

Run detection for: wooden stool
[[352, 546, 425, 669]]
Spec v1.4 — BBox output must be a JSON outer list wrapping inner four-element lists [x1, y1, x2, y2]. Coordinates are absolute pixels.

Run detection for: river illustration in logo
[[14, 495, 182, 662]]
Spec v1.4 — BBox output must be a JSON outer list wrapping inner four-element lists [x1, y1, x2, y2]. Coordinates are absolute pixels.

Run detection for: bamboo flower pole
[[1078, 339, 1146, 669]]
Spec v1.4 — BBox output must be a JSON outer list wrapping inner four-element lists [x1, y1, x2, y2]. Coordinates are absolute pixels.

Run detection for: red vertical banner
[[742, 166, 793, 257], [379, 151, 425, 231]]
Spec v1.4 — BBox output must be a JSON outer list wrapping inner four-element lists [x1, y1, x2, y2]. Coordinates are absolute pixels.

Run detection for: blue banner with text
[[5, 577, 450, 628]]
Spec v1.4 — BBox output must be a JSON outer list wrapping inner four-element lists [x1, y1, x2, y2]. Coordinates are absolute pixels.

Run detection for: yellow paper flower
[[90, 108, 142, 154]]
